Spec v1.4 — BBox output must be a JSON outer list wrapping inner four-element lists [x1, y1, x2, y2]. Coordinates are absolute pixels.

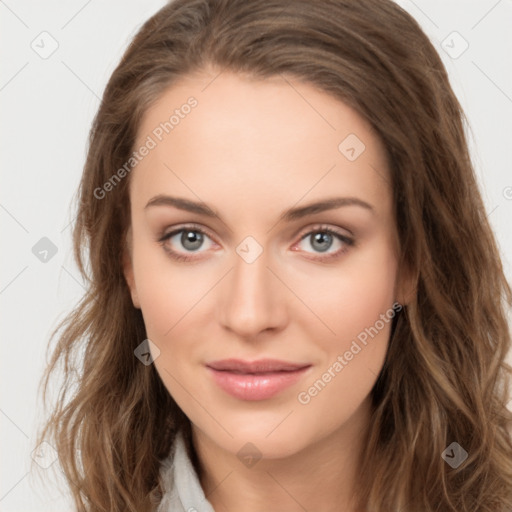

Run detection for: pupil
[[312, 232, 332, 252]]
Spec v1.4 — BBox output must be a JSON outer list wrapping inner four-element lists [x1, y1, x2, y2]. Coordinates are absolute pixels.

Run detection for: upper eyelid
[[160, 223, 216, 241], [296, 224, 351, 239]]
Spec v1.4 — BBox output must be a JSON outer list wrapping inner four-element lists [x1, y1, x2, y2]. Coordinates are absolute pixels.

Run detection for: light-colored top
[[156, 429, 216, 512]]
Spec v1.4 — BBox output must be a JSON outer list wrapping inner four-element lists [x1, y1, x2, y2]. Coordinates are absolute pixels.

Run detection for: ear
[[122, 226, 141, 309]]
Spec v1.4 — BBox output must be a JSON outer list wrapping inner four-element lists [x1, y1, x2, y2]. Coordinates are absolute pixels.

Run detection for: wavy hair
[[34, 0, 512, 510]]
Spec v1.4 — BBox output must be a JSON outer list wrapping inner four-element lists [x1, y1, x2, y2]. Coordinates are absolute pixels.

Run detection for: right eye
[[158, 225, 217, 262]]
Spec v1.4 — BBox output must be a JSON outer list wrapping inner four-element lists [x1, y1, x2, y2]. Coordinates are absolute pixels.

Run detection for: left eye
[[295, 229, 352, 256]]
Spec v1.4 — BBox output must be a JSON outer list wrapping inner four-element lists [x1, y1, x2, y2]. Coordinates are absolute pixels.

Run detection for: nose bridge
[[218, 244, 286, 336]]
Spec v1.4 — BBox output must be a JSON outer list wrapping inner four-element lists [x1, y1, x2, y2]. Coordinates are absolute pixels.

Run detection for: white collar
[[156, 429, 216, 512]]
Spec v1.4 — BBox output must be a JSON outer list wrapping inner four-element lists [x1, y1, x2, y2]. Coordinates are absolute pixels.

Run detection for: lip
[[206, 358, 312, 401]]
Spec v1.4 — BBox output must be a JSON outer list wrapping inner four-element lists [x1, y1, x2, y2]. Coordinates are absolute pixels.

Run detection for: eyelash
[[157, 223, 354, 263]]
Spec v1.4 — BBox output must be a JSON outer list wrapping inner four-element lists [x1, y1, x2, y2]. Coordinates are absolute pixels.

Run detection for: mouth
[[206, 358, 312, 401]]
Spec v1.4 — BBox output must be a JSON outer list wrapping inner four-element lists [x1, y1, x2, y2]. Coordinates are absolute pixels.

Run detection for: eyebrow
[[144, 195, 374, 222]]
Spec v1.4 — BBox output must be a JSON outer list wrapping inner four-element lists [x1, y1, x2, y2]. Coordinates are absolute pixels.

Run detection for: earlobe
[[122, 227, 141, 309]]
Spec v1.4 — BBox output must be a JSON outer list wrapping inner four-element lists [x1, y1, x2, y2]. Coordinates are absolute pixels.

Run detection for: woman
[[34, 0, 512, 510]]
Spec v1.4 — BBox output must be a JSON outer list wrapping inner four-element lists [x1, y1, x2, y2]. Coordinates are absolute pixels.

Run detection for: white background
[[1, 1, 511, 510]]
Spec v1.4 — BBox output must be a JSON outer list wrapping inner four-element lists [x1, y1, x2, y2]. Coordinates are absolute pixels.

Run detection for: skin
[[123, 68, 411, 512]]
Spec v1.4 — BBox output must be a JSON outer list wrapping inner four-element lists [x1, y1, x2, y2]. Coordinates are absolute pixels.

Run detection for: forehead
[[130, 70, 391, 217]]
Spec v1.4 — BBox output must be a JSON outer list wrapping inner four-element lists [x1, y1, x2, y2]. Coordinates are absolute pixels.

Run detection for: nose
[[217, 248, 288, 338]]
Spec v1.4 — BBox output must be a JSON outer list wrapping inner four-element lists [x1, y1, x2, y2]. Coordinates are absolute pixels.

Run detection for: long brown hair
[[34, 0, 512, 510]]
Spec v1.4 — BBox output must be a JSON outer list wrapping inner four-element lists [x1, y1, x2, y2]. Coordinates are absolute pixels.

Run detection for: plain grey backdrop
[[1, 0, 511, 510]]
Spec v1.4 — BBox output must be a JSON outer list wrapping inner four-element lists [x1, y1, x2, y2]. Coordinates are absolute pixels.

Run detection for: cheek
[[294, 267, 397, 432], [134, 266, 177, 339], [132, 242, 212, 339], [294, 239, 398, 349], [335, 264, 396, 343]]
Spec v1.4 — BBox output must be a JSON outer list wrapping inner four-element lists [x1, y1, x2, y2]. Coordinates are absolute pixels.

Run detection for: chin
[[195, 416, 318, 461]]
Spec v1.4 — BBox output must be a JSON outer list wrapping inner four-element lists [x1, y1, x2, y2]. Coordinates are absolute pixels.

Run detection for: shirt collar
[[157, 429, 216, 512]]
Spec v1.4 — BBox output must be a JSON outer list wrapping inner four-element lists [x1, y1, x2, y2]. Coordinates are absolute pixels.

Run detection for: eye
[[158, 224, 216, 262], [157, 223, 354, 263], [293, 225, 354, 261]]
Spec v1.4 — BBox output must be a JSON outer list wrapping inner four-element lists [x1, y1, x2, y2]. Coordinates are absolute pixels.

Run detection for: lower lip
[[207, 366, 311, 401]]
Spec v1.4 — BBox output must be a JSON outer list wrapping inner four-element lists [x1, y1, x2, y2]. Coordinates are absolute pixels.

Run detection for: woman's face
[[124, 69, 406, 459]]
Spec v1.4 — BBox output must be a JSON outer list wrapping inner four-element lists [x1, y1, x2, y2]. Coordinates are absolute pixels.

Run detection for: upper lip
[[206, 358, 311, 373]]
